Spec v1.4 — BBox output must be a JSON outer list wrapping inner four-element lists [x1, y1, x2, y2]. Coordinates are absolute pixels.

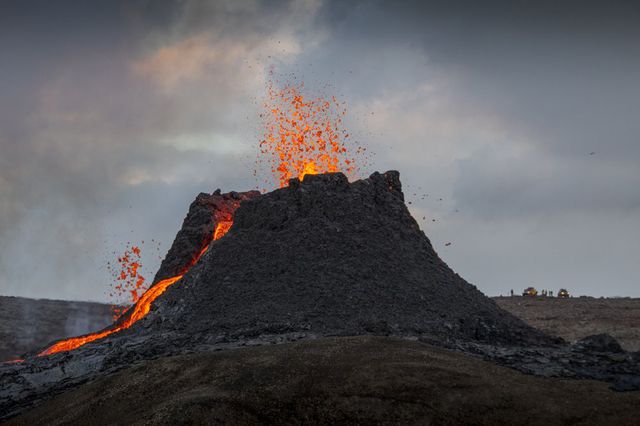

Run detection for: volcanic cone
[[135, 171, 552, 347]]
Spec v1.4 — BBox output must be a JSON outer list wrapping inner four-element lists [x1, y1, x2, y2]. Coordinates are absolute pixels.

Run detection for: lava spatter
[[38, 221, 233, 356], [108, 243, 148, 321]]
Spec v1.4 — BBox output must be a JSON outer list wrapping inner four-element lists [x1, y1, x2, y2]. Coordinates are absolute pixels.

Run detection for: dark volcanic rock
[[9, 337, 640, 426], [143, 171, 553, 346], [573, 333, 626, 354], [152, 189, 260, 283]]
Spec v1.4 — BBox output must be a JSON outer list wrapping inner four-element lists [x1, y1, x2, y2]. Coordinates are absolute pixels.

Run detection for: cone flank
[[139, 171, 551, 346]]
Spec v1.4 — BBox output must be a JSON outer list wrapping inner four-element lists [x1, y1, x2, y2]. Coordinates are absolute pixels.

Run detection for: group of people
[[509, 288, 558, 297]]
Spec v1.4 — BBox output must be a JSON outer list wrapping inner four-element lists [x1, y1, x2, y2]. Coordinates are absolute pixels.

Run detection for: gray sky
[[1, 0, 639, 302]]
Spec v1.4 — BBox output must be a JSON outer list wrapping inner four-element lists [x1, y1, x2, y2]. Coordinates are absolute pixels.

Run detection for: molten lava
[[257, 77, 368, 188], [300, 161, 318, 181], [108, 244, 148, 321], [213, 220, 233, 241], [38, 221, 232, 356]]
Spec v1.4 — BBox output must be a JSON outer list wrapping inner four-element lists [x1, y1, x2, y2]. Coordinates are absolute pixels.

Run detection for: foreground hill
[[8, 336, 640, 425], [495, 297, 640, 351], [0, 296, 112, 361]]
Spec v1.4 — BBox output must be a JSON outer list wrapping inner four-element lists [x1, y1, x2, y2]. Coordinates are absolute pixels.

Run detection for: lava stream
[[38, 221, 232, 356]]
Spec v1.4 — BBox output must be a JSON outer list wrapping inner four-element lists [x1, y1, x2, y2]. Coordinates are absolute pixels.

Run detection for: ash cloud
[[1, 0, 639, 300]]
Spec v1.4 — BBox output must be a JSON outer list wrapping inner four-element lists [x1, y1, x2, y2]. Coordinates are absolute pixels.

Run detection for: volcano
[[3, 171, 640, 420], [131, 170, 550, 346], [37, 170, 550, 358]]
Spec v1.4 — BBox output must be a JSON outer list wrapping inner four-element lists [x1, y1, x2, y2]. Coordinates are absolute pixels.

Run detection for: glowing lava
[[108, 244, 148, 321], [213, 220, 233, 241], [300, 161, 318, 181], [38, 221, 232, 356], [257, 77, 367, 188]]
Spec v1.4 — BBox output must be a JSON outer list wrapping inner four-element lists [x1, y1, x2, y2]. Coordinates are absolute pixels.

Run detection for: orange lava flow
[[257, 77, 366, 188], [38, 275, 183, 356], [213, 220, 233, 240], [38, 221, 233, 357]]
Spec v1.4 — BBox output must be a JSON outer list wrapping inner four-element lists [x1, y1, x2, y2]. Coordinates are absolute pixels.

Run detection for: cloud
[[0, 0, 325, 301], [454, 148, 640, 220], [132, 33, 225, 92], [131, 31, 302, 93], [1, 0, 639, 301]]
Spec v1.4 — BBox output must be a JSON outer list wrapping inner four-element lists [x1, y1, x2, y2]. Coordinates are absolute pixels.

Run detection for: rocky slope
[[495, 296, 640, 351], [8, 337, 640, 426], [150, 188, 260, 284]]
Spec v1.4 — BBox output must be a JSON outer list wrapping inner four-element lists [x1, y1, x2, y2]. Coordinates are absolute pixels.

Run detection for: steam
[[64, 302, 112, 338]]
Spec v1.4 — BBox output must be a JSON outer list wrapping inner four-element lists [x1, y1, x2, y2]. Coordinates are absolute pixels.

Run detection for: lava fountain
[[256, 76, 368, 188]]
